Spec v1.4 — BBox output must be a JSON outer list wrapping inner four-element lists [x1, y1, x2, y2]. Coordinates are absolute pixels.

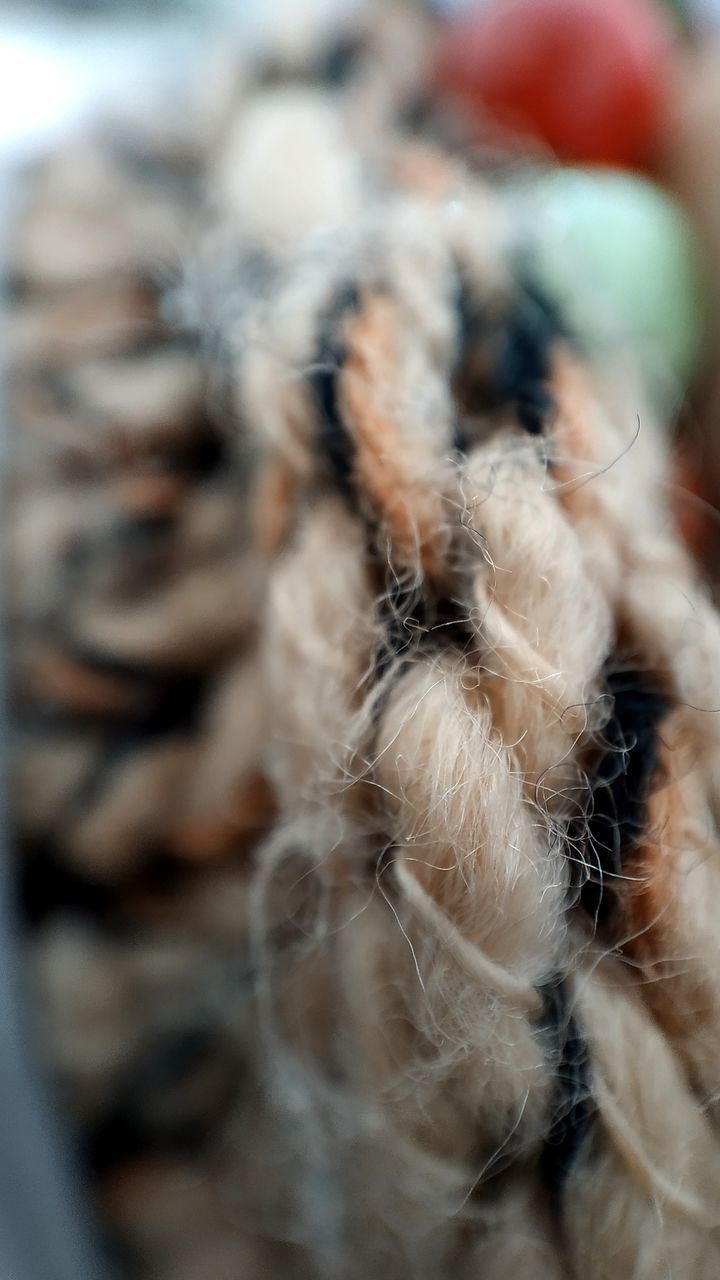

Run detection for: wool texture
[[8, 2, 720, 1277]]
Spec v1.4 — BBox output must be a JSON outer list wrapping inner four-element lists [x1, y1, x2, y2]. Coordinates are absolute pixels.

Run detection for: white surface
[[0, 0, 365, 163]]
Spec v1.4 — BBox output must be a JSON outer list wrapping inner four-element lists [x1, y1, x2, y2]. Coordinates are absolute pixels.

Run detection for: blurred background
[[0, 0, 268, 162], [4, 1, 720, 1278]]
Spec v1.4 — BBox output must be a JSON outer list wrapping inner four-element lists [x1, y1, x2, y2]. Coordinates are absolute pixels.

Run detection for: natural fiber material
[[8, 3, 720, 1277]]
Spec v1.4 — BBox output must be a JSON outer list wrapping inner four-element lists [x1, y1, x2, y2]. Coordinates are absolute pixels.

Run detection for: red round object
[[433, 0, 675, 168]]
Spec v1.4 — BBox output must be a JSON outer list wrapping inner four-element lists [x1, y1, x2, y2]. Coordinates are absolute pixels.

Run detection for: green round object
[[515, 167, 705, 387]]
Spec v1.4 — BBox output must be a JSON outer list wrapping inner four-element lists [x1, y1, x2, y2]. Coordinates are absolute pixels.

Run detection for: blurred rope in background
[[0, 4, 251, 1276]]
